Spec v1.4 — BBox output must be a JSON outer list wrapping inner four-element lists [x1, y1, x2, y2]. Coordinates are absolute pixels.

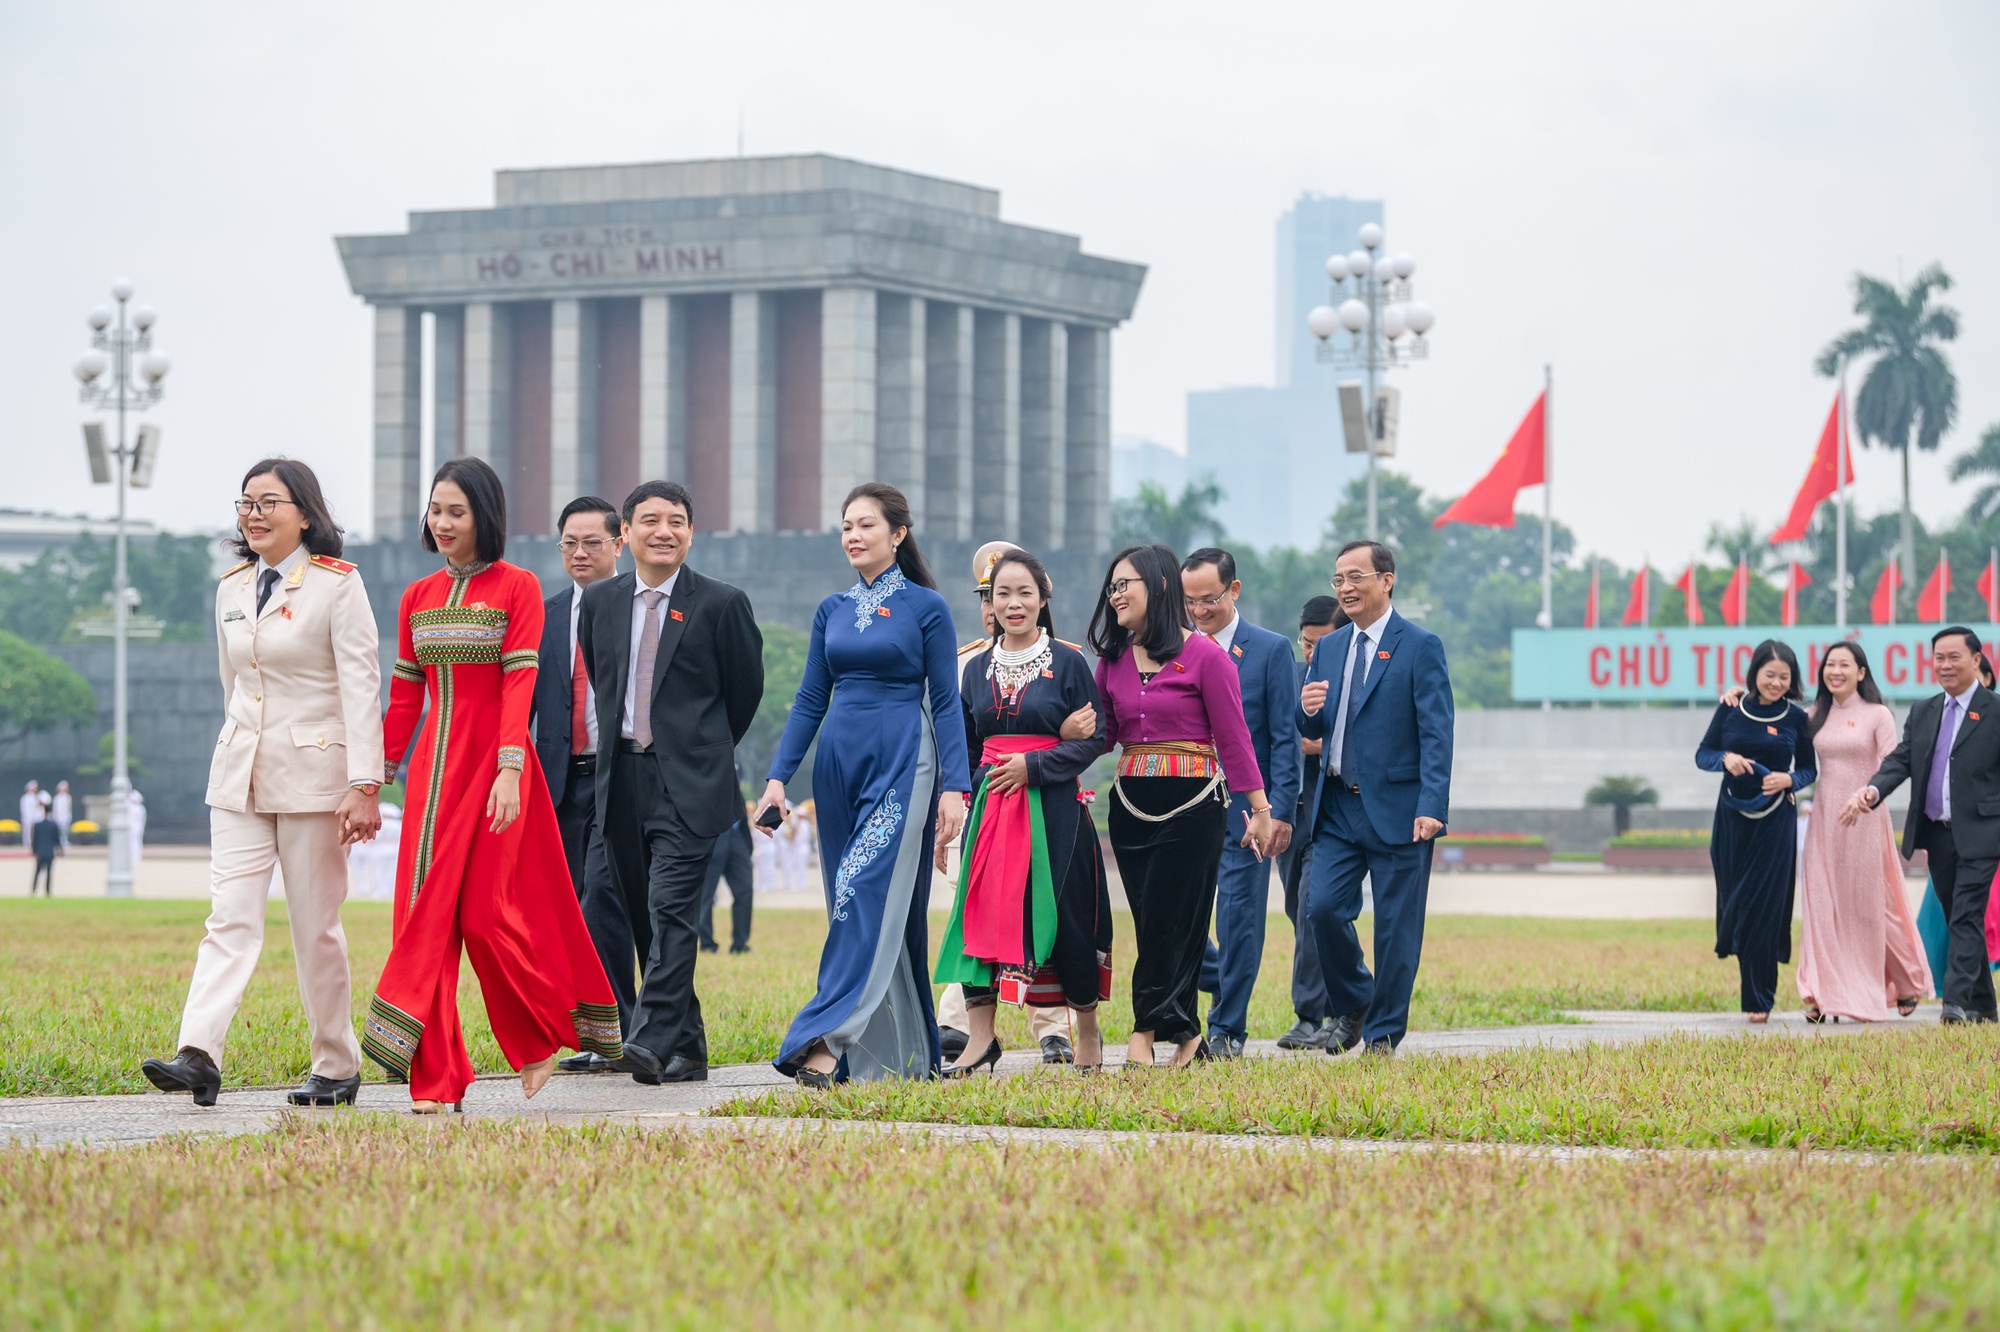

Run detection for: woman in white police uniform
[[142, 459, 385, 1108]]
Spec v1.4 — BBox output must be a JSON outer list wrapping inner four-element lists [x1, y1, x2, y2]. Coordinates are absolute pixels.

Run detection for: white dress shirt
[[1934, 679, 1979, 822], [1207, 610, 1241, 655], [1325, 606, 1395, 779], [621, 567, 682, 741], [256, 543, 308, 607], [569, 582, 599, 755]]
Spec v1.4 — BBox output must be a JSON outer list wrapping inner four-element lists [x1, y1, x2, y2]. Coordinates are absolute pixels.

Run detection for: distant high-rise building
[[1110, 434, 1187, 501], [1188, 192, 1383, 550]]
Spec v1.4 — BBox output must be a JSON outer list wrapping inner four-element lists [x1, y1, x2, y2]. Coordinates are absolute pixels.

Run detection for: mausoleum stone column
[[462, 302, 511, 478], [973, 310, 1021, 539], [1018, 318, 1068, 551], [875, 294, 927, 504], [372, 306, 422, 543], [639, 295, 672, 482], [925, 302, 974, 542], [819, 287, 878, 529], [432, 305, 464, 463], [730, 290, 777, 533], [1065, 324, 1112, 554]]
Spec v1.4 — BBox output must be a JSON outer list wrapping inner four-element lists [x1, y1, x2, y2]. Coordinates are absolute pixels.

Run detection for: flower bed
[[1435, 831, 1550, 870], [1605, 828, 1710, 871]]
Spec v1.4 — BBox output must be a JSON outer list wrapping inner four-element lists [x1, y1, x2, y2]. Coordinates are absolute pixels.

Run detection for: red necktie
[[571, 642, 590, 754]]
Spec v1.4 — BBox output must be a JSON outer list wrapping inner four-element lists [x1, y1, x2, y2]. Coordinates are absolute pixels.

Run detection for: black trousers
[[1279, 784, 1331, 1024], [554, 761, 596, 899], [31, 856, 54, 896], [1920, 822, 2000, 1018], [601, 750, 719, 1063], [1109, 776, 1227, 1044], [698, 820, 755, 950]]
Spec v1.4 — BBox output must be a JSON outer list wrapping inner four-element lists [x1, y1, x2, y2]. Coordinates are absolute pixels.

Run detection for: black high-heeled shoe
[[1804, 1004, 1826, 1024], [942, 1038, 1002, 1079], [795, 1066, 834, 1090]]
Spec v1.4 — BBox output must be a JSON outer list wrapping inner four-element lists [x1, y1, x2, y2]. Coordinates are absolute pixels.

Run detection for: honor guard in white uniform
[[145, 538, 384, 1106]]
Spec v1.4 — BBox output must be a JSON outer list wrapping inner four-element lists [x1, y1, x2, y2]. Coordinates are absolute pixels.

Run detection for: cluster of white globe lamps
[[1305, 222, 1435, 346], [71, 280, 171, 390]]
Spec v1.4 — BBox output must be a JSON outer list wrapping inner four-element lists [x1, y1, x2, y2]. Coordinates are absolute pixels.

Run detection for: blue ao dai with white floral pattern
[[766, 566, 971, 1079]]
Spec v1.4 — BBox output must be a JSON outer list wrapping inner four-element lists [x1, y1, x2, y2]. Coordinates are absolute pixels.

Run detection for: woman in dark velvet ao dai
[[1697, 639, 1817, 1018]]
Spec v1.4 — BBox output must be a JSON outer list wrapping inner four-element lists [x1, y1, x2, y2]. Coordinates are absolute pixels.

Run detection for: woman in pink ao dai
[[1796, 643, 1931, 1021]]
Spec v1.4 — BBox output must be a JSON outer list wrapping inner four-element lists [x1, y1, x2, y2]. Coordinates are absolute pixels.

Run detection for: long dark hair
[[843, 482, 935, 589], [1746, 638, 1804, 705], [230, 458, 343, 561], [1808, 641, 1885, 739], [987, 546, 1057, 641], [423, 457, 507, 563], [1088, 544, 1186, 662]]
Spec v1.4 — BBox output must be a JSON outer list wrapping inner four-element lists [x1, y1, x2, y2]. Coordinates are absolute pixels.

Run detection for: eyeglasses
[[557, 537, 617, 553], [1187, 592, 1232, 610], [1329, 571, 1384, 590], [1106, 577, 1144, 597], [234, 498, 298, 518]]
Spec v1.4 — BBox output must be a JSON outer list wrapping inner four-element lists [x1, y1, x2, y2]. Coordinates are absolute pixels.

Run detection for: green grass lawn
[[719, 1025, 2000, 1153], [0, 898, 1793, 1098], [2, 1117, 1995, 1329]]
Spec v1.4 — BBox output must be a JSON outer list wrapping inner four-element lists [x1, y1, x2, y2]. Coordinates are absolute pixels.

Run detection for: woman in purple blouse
[[1091, 544, 1274, 1068]]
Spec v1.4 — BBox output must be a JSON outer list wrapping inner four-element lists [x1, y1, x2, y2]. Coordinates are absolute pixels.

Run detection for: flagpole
[[1990, 546, 1997, 622], [1540, 365, 1553, 631], [1836, 354, 1849, 628]]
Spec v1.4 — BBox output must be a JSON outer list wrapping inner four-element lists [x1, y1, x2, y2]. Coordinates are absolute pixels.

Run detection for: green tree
[[739, 622, 811, 798], [78, 729, 149, 780], [0, 632, 98, 754], [1585, 775, 1658, 835], [1817, 264, 1960, 619], [1111, 477, 1226, 554], [1947, 424, 2000, 522]]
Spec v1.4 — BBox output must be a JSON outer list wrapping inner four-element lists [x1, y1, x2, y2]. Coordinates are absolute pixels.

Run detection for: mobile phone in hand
[[756, 804, 785, 830]]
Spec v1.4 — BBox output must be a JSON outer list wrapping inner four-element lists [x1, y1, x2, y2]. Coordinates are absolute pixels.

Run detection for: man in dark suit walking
[[1299, 540, 1454, 1055], [529, 496, 625, 1071], [1275, 595, 1343, 1049], [579, 480, 764, 1083], [1183, 548, 1300, 1058], [1842, 625, 2000, 1022]]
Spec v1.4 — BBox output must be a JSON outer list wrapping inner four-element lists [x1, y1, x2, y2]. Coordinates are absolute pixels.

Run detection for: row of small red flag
[[1583, 552, 1998, 627]]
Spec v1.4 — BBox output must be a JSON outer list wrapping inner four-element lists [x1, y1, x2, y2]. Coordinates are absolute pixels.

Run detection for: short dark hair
[[988, 546, 1056, 640], [1182, 547, 1237, 587], [1746, 638, 1804, 701], [231, 458, 344, 561], [422, 457, 507, 563], [1088, 544, 1187, 662], [1335, 539, 1397, 599], [1933, 625, 1983, 661], [557, 495, 621, 538], [1299, 595, 1342, 629], [622, 480, 695, 529]]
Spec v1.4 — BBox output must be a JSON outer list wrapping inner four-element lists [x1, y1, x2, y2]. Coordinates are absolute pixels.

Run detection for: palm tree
[[1947, 424, 2000, 522], [1817, 264, 1960, 619], [1111, 476, 1226, 554], [1585, 774, 1658, 836]]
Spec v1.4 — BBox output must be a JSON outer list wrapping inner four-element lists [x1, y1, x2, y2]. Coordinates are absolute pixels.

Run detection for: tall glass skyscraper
[[1188, 192, 1383, 549]]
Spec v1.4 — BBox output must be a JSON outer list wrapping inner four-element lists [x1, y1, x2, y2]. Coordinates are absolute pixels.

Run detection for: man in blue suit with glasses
[[1298, 539, 1454, 1055]]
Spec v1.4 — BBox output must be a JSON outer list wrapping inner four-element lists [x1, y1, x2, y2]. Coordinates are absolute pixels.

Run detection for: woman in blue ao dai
[[754, 483, 970, 1086]]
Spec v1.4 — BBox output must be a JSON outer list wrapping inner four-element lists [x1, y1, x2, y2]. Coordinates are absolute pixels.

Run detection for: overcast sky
[[2, 1, 1993, 569]]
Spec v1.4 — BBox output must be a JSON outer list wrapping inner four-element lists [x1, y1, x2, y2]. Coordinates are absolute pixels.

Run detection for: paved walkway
[[1, 1007, 1935, 1150]]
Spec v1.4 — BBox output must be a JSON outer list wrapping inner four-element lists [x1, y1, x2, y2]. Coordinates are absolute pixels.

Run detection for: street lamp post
[[1306, 222, 1435, 540], [72, 280, 170, 898]]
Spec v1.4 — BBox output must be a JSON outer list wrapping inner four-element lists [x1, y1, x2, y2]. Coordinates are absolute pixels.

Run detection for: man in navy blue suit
[[1183, 548, 1300, 1059], [1298, 540, 1453, 1054], [1275, 595, 1343, 1049], [529, 495, 624, 1071]]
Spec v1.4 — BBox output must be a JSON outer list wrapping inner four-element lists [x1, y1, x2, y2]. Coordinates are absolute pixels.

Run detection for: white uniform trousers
[[177, 805, 361, 1077]]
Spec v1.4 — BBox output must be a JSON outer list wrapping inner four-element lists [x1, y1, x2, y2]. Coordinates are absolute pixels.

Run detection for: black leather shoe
[[558, 1052, 610, 1073], [1324, 1012, 1364, 1055], [1205, 1033, 1244, 1059], [1039, 1034, 1074, 1065], [1942, 1004, 1972, 1025], [607, 1043, 664, 1085], [939, 1026, 970, 1061], [729, 943, 751, 954], [142, 1047, 221, 1108], [660, 1055, 709, 1082], [1362, 1037, 1396, 1058], [699, 941, 720, 954], [287, 1073, 360, 1107], [1275, 1019, 1324, 1050]]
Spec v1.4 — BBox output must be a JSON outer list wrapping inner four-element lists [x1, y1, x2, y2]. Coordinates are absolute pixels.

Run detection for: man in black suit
[[1843, 625, 2000, 1022], [529, 495, 625, 1071], [579, 480, 764, 1083], [1275, 596, 1342, 1049]]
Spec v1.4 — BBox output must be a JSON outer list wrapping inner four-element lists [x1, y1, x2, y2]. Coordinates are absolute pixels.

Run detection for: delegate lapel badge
[[1378, 650, 1391, 660], [1231, 644, 1244, 658], [876, 606, 891, 618], [670, 609, 684, 621], [1766, 725, 1778, 736]]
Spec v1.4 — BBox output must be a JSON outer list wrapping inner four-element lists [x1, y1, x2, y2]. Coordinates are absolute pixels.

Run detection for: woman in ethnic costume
[[936, 547, 1111, 1074], [366, 458, 622, 1112], [1090, 544, 1272, 1069], [1697, 638, 1816, 1021], [754, 482, 971, 1088]]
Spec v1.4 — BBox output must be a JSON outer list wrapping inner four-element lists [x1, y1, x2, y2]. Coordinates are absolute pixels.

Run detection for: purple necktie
[[1925, 696, 1958, 821]]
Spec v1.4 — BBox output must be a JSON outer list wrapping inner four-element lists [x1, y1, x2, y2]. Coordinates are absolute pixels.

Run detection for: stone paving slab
[[0, 1008, 1935, 1150]]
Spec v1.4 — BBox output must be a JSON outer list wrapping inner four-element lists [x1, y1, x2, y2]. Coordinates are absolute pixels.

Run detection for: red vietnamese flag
[[1584, 562, 1601, 628], [1770, 395, 1858, 545], [1676, 562, 1705, 626], [1870, 557, 1902, 625], [1433, 393, 1546, 527], [1978, 552, 1998, 621], [1720, 554, 1750, 626], [1781, 562, 1812, 627], [1917, 550, 1951, 623], [1620, 564, 1650, 626]]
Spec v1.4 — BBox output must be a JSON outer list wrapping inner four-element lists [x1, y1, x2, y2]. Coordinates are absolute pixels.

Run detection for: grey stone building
[[337, 154, 1146, 551]]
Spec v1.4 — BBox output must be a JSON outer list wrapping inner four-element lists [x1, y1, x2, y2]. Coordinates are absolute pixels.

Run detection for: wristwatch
[[352, 782, 381, 797]]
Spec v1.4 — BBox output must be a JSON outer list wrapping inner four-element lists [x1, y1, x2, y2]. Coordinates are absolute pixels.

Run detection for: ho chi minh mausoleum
[[337, 154, 1146, 566]]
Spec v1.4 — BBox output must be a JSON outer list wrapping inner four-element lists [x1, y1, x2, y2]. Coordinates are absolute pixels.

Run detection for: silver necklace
[[1739, 695, 1788, 723], [989, 631, 1051, 699]]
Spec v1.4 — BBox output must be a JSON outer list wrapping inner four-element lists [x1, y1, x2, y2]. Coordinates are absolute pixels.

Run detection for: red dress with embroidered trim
[[364, 559, 621, 1102]]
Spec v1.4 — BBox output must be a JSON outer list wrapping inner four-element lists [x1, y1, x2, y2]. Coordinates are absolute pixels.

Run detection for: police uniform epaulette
[[220, 559, 254, 579], [957, 637, 988, 654], [1056, 638, 1084, 652], [309, 555, 357, 575]]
